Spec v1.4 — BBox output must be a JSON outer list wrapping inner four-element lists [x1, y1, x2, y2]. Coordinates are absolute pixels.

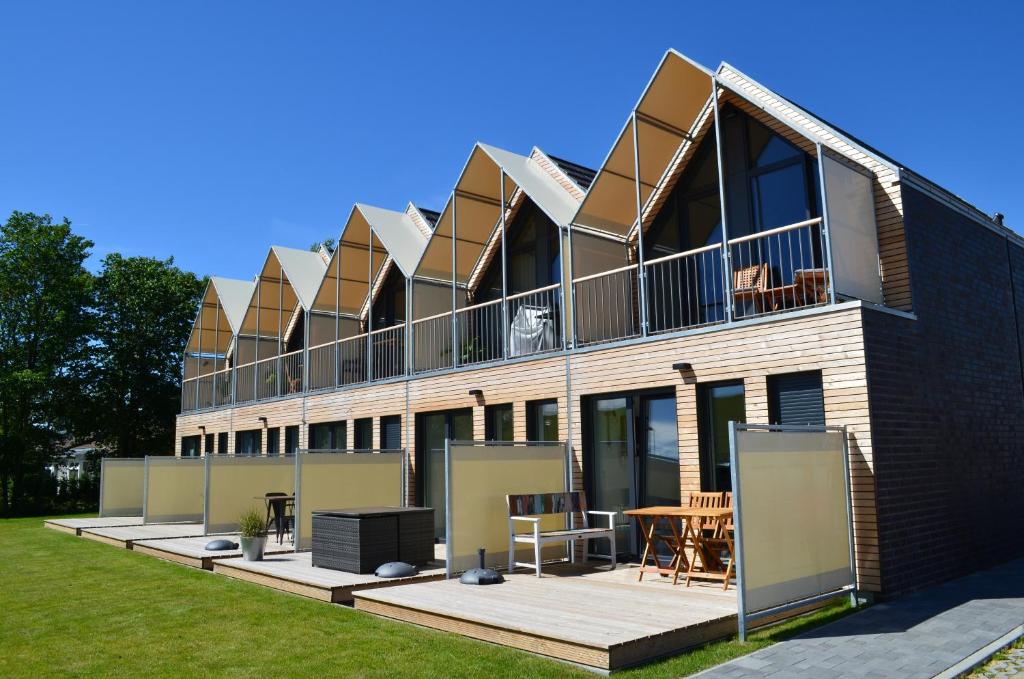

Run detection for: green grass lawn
[[0, 516, 853, 678]]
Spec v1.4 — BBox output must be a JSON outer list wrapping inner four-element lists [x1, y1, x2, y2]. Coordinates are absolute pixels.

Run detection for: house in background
[[174, 49, 1024, 599], [48, 443, 99, 484]]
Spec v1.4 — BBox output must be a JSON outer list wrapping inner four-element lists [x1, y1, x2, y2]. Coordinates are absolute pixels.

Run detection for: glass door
[[698, 381, 746, 492], [586, 391, 680, 559], [417, 408, 473, 540]]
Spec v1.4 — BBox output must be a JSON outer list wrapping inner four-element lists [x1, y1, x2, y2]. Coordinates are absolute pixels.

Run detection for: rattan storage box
[[311, 507, 433, 574]]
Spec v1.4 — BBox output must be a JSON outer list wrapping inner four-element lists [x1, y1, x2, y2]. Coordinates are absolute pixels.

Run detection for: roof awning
[[185, 276, 255, 354], [574, 51, 715, 238], [414, 143, 580, 284], [239, 247, 327, 338], [310, 204, 429, 317]]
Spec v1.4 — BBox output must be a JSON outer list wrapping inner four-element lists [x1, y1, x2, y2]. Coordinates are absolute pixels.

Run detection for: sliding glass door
[[585, 391, 679, 558], [698, 381, 746, 492], [416, 408, 473, 540]]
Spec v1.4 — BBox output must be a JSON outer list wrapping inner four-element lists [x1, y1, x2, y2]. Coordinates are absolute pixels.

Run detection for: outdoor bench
[[506, 491, 617, 577]]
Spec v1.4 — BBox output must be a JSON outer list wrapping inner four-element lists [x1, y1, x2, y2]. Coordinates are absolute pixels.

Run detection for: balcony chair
[[731, 264, 769, 317]]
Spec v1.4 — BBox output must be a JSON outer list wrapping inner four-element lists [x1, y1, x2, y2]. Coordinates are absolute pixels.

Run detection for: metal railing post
[[450, 191, 458, 370], [500, 170, 509, 359], [367, 236, 374, 382], [816, 143, 838, 305], [711, 75, 734, 323], [631, 111, 649, 337]]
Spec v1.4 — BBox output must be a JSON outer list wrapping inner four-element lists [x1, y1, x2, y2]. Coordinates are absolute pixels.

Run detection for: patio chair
[[731, 264, 769, 317], [264, 492, 294, 544]]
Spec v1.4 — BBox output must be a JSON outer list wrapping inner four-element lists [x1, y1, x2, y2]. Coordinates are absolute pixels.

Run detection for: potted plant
[[239, 507, 268, 561]]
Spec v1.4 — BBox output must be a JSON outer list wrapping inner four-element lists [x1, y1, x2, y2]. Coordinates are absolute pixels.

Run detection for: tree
[[85, 254, 205, 457], [309, 238, 335, 255], [0, 212, 94, 514]]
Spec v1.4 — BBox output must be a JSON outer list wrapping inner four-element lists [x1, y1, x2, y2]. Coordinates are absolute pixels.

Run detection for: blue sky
[[1, 1, 1021, 279]]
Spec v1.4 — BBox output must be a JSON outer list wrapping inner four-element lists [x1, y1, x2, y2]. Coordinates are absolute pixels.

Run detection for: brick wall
[[863, 185, 1024, 596]]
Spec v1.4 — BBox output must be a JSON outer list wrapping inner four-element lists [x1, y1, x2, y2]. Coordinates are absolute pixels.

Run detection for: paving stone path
[[694, 558, 1024, 678], [972, 645, 1024, 678]]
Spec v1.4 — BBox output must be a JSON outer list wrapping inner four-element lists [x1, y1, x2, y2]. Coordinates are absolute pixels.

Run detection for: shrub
[[238, 507, 267, 538]]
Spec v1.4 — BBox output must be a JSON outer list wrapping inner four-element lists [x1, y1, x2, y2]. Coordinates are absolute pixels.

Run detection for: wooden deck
[[213, 552, 446, 604], [80, 522, 211, 549], [133, 535, 294, 570], [354, 563, 739, 671], [44, 516, 144, 536]]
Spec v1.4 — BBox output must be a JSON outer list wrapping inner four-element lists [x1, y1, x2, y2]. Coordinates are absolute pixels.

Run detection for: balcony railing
[[180, 227, 833, 414]]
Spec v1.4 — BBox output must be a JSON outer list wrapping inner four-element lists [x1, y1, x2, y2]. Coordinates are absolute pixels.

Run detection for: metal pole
[[450, 191, 458, 369], [557, 225, 568, 351], [405, 277, 413, 376], [816, 143, 838, 305], [444, 437, 453, 579], [196, 293, 202, 411], [277, 265, 283, 397], [839, 424, 858, 608], [367, 234, 374, 382], [213, 296, 220, 407], [254, 274, 261, 400], [566, 223, 577, 348], [302, 310, 310, 397], [293, 450, 302, 549], [334, 246, 340, 388], [631, 111, 649, 337], [728, 420, 747, 641], [500, 170, 509, 359], [711, 75, 734, 323]]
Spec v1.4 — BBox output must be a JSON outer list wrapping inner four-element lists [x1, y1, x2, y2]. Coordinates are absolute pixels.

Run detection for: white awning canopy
[[414, 143, 581, 284], [574, 50, 715, 238]]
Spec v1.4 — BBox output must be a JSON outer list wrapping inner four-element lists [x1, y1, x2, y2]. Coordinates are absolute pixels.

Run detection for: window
[[476, 199, 561, 301], [217, 431, 228, 454], [234, 429, 262, 456], [204, 433, 214, 455], [380, 415, 401, 450], [527, 399, 559, 441], [181, 435, 201, 457], [309, 420, 347, 450], [370, 266, 406, 328], [698, 381, 745, 492], [266, 427, 280, 456], [485, 403, 514, 442], [768, 371, 825, 426], [354, 418, 372, 450], [285, 425, 299, 455]]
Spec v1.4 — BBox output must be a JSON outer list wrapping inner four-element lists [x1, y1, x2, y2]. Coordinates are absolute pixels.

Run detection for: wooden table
[[624, 506, 735, 589]]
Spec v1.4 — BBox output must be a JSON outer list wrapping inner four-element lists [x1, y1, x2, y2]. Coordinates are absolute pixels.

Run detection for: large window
[[370, 266, 406, 328], [181, 435, 201, 458], [266, 427, 280, 456], [354, 418, 372, 450], [204, 433, 214, 456], [698, 381, 745, 492], [217, 431, 228, 454], [721, 105, 821, 239], [309, 420, 347, 450], [380, 415, 401, 451], [234, 429, 262, 456], [484, 403, 514, 442], [526, 399, 559, 441], [284, 425, 299, 455], [477, 199, 561, 301], [768, 371, 825, 426]]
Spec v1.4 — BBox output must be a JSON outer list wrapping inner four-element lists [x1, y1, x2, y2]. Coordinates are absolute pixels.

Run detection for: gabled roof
[[209, 276, 256, 335], [185, 276, 255, 354], [545, 153, 597, 192], [270, 245, 328, 311], [355, 203, 430, 277], [414, 142, 584, 284]]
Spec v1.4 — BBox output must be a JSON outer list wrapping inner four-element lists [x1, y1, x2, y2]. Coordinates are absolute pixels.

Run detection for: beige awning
[[574, 50, 715, 237], [185, 276, 255, 355], [414, 143, 580, 285]]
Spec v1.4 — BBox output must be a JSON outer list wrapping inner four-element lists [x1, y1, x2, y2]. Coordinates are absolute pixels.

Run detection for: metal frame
[[729, 422, 858, 641], [443, 439, 571, 579], [816, 142, 839, 305]]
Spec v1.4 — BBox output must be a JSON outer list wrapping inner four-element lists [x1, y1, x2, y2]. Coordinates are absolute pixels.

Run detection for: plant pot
[[240, 536, 267, 561]]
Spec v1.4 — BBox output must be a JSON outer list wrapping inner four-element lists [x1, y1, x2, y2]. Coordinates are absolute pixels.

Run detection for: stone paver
[[695, 558, 1024, 679], [973, 646, 1024, 678]]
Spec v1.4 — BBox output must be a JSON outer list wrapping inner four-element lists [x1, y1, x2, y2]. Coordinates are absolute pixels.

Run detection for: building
[[175, 50, 1024, 598]]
